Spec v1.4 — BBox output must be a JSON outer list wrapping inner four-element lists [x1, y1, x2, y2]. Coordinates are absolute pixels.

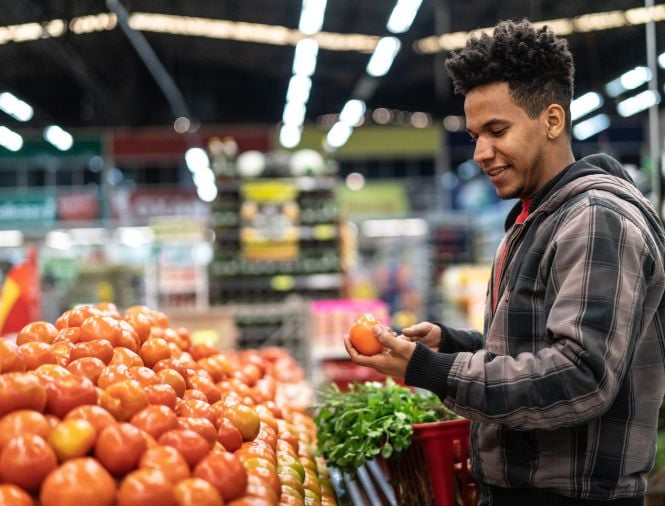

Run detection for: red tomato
[[99, 379, 149, 422], [224, 404, 261, 442], [173, 477, 223, 506], [0, 339, 26, 373], [0, 484, 34, 506], [139, 445, 190, 483], [95, 422, 148, 476], [55, 306, 103, 329], [144, 383, 178, 410], [16, 321, 58, 346], [18, 342, 57, 370], [152, 358, 189, 378], [52, 327, 82, 344], [110, 347, 144, 367], [155, 369, 187, 398], [40, 457, 116, 506], [216, 416, 243, 452], [139, 337, 171, 369], [130, 405, 178, 440], [0, 409, 51, 449], [50, 340, 73, 367], [44, 374, 98, 419], [348, 313, 384, 355], [186, 375, 221, 404], [69, 339, 114, 364], [123, 311, 152, 345], [96, 364, 132, 389], [157, 429, 210, 469], [117, 468, 176, 506], [66, 356, 106, 384], [193, 451, 247, 502], [64, 404, 117, 433], [183, 389, 209, 402], [0, 372, 47, 416], [127, 366, 159, 387], [0, 434, 57, 492], [95, 302, 122, 319], [176, 399, 216, 426], [177, 417, 217, 450]]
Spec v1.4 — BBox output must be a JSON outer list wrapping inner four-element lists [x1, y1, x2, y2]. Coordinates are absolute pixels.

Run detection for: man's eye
[[491, 128, 506, 136]]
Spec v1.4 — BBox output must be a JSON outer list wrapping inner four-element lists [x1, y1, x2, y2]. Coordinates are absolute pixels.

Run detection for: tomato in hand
[[0, 434, 57, 492], [348, 313, 384, 355], [40, 457, 116, 506]]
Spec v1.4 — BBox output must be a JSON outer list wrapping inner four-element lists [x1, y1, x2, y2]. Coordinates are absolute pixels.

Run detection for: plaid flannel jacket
[[406, 154, 665, 500]]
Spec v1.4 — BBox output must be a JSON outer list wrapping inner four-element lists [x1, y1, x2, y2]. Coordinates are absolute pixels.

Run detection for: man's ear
[[545, 104, 566, 139]]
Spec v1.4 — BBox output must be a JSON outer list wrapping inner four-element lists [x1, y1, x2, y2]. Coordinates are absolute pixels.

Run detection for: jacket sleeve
[[408, 201, 658, 430], [435, 323, 484, 353]]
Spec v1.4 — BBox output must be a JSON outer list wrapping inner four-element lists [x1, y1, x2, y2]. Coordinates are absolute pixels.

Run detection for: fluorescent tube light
[[617, 90, 660, 117], [339, 99, 366, 127], [387, 0, 423, 33], [572, 113, 610, 140], [366, 36, 401, 77], [570, 92, 604, 121], [0, 92, 33, 122], [286, 75, 312, 104], [606, 66, 652, 97], [299, 0, 327, 35], [292, 38, 319, 77], [44, 125, 73, 151], [326, 122, 352, 148]]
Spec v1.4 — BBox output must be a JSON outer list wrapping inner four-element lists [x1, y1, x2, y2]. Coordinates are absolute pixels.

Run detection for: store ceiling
[[0, 0, 661, 132]]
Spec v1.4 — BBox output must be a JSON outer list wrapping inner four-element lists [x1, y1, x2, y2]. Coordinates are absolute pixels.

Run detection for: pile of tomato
[[0, 303, 336, 506]]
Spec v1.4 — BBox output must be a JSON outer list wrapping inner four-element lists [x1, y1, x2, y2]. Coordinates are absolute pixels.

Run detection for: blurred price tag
[[271, 275, 295, 291]]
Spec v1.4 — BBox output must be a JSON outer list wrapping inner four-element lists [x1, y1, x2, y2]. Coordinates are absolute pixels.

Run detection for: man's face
[[464, 82, 550, 201]]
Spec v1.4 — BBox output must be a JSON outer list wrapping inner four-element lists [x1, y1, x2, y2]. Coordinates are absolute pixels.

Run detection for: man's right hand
[[401, 322, 441, 352]]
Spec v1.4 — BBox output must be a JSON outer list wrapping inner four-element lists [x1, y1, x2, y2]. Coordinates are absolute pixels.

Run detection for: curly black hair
[[445, 19, 575, 132]]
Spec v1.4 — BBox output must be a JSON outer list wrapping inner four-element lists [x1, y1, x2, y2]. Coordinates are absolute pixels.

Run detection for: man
[[344, 19, 665, 505]]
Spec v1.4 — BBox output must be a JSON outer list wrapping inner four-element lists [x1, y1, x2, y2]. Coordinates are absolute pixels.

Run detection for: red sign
[[58, 192, 99, 222]]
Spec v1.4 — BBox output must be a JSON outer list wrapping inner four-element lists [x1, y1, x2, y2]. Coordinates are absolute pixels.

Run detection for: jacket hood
[[538, 154, 665, 249]]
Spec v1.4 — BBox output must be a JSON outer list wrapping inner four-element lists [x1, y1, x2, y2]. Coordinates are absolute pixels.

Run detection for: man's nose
[[473, 137, 494, 166]]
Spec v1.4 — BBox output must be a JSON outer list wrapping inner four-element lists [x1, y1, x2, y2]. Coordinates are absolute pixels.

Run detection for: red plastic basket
[[388, 418, 477, 505]]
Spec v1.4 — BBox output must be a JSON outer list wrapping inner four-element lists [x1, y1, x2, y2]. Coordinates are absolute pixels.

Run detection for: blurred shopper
[[344, 19, 665, 505]]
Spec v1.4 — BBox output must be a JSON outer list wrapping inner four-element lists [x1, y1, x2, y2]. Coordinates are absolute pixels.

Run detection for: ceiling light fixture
[[0, 126, 23, 152], [44, 125, 74, 151], [617, 90, 661, 117], [366, 36, 401, 77], [299, 0, 328, 35], [387, 0, 423, 34], [570, 91, 604, 121], [605, 66, 652, 97], [0, 92, 33, 122], [572, 113, 610, 140]]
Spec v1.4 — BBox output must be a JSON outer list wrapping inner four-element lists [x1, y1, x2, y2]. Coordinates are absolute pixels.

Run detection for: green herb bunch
[[313, 379, 458, 474]]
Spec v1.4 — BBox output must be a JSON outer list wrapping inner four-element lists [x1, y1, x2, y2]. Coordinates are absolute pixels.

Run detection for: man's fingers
[[402, 322, 429, 337]]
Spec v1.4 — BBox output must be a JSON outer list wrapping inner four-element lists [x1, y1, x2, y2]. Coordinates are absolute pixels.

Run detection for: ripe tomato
[[247, 465, 281, 496], [16, 321, 58, 346], [130, 405, 178, 440], [50, 340, 73, 367], [197, 356, 231, 383], [127, 366, 159, 387], [110, 347, 144, 368], [144, 383, 178, 410], [155, 369, 187, 398], [47, 418, 97, 461], [95, 422, 148, 476], [65, 404, 117, 433], [139, 445, 190, 483], [123, 311, 152, 345], [0, 339, 26, 373], [69, 338, 114, 364], [44, 374, 98, 419], [193, 451, 247, 502], [117, 468, 176, 506], [96, 364, 132, 389], [40, 457, 116, 506], [173, 477, 223, 506], [139, 337, 171, 369], [186, 375, 221, 404], [0, 410, 51, 449], [183, 389, 209, 402], [95, 301, 122, 319], [224, 404, 261, 442], [153, 358, 188, 378], [177, 417, 217, 450], [18, 342, 57, 370], [349, 313, 384, 355], [66, 356, 106, 384], [0, 372, 47, 416], [157, 429, 210, 469], [176, 399, 216, 426], [0, 484, 34, 506], [0, 434, 57, 492], [216, 416, 243, 452], [52, 327, 82, 344], [55, 306, 103, 329], [99, 379, 149, 422]]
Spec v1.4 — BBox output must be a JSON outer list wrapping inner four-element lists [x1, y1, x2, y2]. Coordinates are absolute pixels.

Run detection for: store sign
[[336, 181, 409, 217], [0, 194, 57, 223], [58, 192, 99, 222], [111, 188, 209, 223]]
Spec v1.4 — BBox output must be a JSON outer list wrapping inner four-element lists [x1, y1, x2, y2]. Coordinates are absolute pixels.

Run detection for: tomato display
[[0, 305, 337, 506], [348, 313, 385, 356]]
